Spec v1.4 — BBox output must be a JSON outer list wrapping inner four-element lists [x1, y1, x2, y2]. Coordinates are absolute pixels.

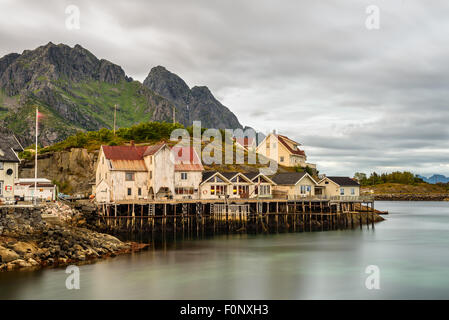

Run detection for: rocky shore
[[0, 203, 147, 272], [372, 193, 449, 201]]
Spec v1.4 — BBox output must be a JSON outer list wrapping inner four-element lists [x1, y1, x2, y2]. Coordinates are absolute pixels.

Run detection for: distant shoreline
[[369, 194, 449, 201]]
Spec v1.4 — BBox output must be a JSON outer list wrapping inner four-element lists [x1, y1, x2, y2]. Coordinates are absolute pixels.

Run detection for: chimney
[[130, 140, 135, 146]]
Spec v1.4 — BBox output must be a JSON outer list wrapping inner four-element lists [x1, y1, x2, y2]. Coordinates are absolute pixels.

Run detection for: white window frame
[[181, 172, 188, 180], [0, 181, 3, 196], [0, 162, 3, 170], [351, 188, 355, 195]]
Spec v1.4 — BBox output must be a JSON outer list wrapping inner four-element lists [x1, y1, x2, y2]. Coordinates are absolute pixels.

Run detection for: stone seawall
[[0, 204, 145, 272]]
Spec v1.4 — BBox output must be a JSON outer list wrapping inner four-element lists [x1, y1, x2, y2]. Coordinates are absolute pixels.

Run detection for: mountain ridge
[[0, 43, 243, 146]]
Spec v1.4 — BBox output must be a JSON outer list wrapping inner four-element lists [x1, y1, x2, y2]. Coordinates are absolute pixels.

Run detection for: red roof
[[277, 135, 306, 157], [102, 145, 148, 160], [172, 146, 204, 171], [143, 143, 166, 157]]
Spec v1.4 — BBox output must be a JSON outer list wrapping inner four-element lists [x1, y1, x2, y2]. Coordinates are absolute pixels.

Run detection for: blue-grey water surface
[[1, 201, 448, 299]]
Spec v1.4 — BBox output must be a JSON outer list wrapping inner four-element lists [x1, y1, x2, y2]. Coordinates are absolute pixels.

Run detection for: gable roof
[[244, 172, 277, 185], [219, 172, 253, 183], [143, 142, 166, 157], [0, 129, 23, 163], [172, 146, 204, 171], [271, 172, 316, 185], [276, 134, 306, 157], [201, 171, 231, 184], [326, 176, 360, 187]]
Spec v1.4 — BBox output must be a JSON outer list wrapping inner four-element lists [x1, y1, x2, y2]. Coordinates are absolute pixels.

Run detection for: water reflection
[[1, 201, 449, 299]]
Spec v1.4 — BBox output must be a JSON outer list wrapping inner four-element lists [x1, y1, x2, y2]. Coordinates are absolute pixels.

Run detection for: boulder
[[11, 241, 37, 256], [0, 246, 20, 263]]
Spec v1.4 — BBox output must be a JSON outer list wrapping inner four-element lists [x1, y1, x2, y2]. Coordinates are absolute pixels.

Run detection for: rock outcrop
[[19, 148, 97, 196], [0, 204, 145, 271]]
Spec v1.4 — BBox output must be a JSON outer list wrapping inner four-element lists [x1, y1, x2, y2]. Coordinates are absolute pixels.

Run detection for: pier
[[96, 196, 380, 236]]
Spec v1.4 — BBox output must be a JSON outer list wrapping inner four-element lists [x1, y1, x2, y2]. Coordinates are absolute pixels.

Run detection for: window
[[0, 162, 3, 170], [150, 171, 153, 179], [181, 172, 188, 180], [210, 186, 215, 195], [150, 156, 152, 164], [138, 188, 142, 196], [105, 173, 107, 180], [325, 181, 329, 184], [176, 187, 194, 195], [340, 188, 345, 195], [125, 172, 135, 181], [351, 188, 355, 195], [0, 181, 3, 196], [280, 156, 284, 162], [127, 188, 132, 196]]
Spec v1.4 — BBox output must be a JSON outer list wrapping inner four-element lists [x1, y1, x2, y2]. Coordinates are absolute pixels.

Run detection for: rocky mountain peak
[[143, 65, 191, 109], [143, 67, 242, 129]]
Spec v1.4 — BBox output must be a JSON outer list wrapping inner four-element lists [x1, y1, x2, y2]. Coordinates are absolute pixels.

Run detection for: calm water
[[1, 201, 449, 299]]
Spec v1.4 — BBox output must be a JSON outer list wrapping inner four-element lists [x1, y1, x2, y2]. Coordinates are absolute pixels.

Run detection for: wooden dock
[[96, 196, 380, 236]]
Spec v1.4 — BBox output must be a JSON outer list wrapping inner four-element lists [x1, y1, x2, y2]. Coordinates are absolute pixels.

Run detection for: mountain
[[0, 43, 243, 146], [417, 174, 449, 184], [143, 66, 242, 129]]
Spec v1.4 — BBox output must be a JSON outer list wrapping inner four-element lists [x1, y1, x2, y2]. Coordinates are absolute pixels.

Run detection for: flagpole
[[34, 106, 38, 205]]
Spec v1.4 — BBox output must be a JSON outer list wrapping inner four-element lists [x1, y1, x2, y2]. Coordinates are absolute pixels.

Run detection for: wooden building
[[172, 146, 204, 200], [271, 172, 318, 199], [318, 176, 360, 197], [256, 132, 316, 169]]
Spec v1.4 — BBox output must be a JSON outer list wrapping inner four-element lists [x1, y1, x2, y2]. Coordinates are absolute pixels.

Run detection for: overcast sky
[[1, 0, 448, 177]]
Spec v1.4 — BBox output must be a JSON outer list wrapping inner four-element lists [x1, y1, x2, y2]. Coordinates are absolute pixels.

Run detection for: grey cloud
[[1, 0, 449, 175]]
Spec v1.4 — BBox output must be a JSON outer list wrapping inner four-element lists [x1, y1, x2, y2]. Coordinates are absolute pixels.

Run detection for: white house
[[95, 142, 205, 203], [0, 130, 23, 203], [172, 146, 204, 200]]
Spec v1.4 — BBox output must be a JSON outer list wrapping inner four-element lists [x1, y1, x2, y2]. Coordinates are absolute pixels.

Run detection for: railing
[[285, 195, 375, 202], [287, 195, 329, 200], [330, 195, 374, 202]]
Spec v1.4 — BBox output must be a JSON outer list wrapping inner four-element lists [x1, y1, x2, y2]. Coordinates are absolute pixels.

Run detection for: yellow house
[[271, 172, 317, 199], [318, 176, 360, 198], [256, 132, 316, 169]]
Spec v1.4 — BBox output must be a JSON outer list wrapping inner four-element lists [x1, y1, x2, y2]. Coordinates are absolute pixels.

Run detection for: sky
[[1, 0, 448, 177]]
